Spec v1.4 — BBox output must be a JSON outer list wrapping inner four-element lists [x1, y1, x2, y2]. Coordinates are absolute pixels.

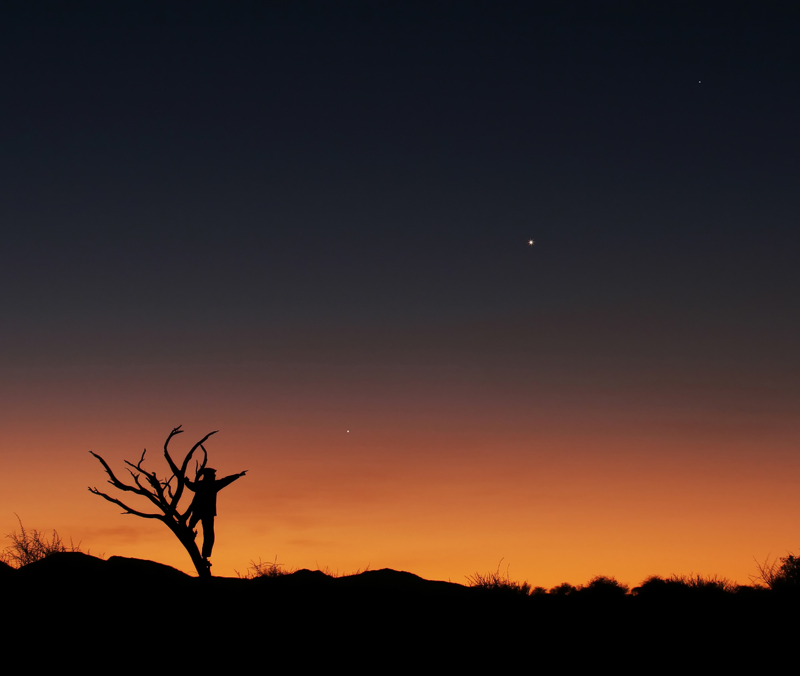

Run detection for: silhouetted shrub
[[236, 556, 292, 579], [634, 573, 736, 599], [549, 582, 578, 596], [773, 554, 800, 588], [733, 584, 768, 598], [669, 573, 736, 595], [754, 552, 800, 592], [0, 516, 80, 568], [577, 575, 629, 598], [632, 575, 681, 598], [466, 560, 532, 596]]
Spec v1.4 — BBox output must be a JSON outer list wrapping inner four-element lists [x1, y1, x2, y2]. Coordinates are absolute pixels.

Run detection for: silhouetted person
[[185, 467, 247, 565]]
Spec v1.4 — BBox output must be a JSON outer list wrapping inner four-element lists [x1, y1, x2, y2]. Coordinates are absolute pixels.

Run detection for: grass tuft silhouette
[[236, 556, 293, 579], [0, 515, 82, 568], [633, 573, 738, 598], [668, 573, 737, 593], [314, 562, 371, 577], [466, 558, 532, 596]]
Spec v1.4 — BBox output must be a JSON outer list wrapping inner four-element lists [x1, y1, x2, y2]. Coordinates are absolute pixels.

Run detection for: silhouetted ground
[[3, 553, 797, 669]]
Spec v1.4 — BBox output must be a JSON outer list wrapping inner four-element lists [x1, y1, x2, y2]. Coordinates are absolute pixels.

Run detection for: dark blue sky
[[2, 2, 798, 375]]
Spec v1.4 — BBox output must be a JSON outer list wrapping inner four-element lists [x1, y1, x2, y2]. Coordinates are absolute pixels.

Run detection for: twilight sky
[[1, 2, 798, 586]]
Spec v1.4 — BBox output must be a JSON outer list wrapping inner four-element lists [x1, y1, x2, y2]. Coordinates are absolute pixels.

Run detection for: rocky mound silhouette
[[15, 551, 192, 583]]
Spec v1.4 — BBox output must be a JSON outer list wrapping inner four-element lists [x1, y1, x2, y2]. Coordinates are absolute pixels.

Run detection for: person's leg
[[201, 517, 215, 559]]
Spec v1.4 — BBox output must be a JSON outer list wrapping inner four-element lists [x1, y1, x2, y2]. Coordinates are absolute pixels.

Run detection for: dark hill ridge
[[257, 566, 469, 597], [7, 551, 472, 598], [15, 551, 193, 583], [3, 552, 798, 669], [6, 552, 468, 593]]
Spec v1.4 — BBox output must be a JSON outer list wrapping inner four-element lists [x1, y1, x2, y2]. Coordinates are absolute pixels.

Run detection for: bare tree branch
[[90, 451, 151, 497], [164, 478, 175, 502], [87, 487, 164, 519], [166, 429, 217, 511], [162, 426, 186, 478], [180, 432, 216, 477], [197, 445, 209, 476]]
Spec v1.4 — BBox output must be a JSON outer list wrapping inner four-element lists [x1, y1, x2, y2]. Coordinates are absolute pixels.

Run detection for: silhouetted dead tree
[[89, 425, 216, 578]]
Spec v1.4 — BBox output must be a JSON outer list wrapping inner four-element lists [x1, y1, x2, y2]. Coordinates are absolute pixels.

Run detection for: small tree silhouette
[[88, 425, 219, 578]]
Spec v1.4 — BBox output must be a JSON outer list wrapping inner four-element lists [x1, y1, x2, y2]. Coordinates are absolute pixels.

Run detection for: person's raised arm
[[216, 470, 247, 490]]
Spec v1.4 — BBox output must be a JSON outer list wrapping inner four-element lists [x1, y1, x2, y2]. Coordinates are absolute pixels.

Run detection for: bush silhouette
[[754, 552, 800, 592], [466, 560, 532, 596], [236, 557, 292, 579], [576, 575, 629, 598], [670, 573, 736, 595], [634, 573, 735, 599], [549, 582, 578, 596], [0, 516, 81, 568], [633, 575, 683, 598], [773, 554, 800, 591]]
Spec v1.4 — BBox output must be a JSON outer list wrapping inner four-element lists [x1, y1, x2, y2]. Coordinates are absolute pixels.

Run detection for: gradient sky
[[1, 2, 798, 587]]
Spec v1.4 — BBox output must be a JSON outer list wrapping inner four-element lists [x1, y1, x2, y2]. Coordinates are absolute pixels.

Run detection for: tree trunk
[[170, 522, 211, 579]]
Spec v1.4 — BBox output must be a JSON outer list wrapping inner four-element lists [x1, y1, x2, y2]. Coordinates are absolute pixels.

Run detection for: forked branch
[[87, 486, 163, 519]]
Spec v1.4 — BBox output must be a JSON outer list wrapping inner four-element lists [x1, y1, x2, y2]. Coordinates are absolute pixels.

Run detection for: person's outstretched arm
[[216, 471, 247, 490]]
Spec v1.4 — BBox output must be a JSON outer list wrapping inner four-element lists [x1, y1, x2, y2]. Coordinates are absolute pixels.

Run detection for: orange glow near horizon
[[1, 357, 798, 589]]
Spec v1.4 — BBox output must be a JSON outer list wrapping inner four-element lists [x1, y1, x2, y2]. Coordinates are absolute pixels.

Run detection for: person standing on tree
[[185, 467, 247, 565]]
